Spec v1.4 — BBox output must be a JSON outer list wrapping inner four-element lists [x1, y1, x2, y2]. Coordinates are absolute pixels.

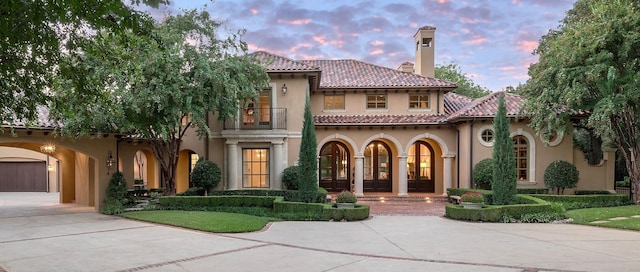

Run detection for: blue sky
[[138, 0, 576, 92]]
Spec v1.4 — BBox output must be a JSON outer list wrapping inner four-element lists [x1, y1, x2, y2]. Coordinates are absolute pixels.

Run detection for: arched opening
[[319, 141, 350, 192], [407, 141, 435, 193], [364, 141, 392, 192]]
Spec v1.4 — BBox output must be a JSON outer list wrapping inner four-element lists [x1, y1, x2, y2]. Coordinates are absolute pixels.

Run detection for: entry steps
[[348, 195, 450, 203]]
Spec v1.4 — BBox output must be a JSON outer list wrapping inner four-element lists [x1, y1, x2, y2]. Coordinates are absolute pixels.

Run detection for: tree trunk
[[151, 138, 181, 195]]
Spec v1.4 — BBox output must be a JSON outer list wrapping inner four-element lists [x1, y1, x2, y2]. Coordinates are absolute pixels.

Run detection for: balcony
[[223, 107, 287, 130]]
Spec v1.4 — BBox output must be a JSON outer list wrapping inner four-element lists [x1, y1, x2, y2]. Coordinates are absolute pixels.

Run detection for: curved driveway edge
[[1, 193, 640, 271]]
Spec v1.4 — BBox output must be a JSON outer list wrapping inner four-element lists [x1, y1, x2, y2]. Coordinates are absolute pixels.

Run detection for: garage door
[[0, 162, 47, 192]]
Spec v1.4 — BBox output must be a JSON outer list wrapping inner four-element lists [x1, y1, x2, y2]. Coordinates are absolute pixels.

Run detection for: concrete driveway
[[1, 192, 640, 272]]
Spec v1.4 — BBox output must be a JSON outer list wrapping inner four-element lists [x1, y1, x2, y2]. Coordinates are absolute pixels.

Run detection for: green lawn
[[121, 210, 275, 233], [566, 205, 640, 231]]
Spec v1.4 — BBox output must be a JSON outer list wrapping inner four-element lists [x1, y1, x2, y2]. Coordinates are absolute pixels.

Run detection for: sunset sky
[[139, 0, 576, 92]]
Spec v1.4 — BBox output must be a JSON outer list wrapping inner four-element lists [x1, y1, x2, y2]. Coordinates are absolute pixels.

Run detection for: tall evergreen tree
[[491, 93, 516, 204], [298, 93, 318, 203]]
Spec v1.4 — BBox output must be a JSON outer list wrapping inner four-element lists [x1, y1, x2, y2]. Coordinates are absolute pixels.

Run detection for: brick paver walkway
[[360, 199, 448, 216]]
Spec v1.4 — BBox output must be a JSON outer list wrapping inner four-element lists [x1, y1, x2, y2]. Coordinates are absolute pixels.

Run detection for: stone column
[[354, 156, 364, 196], [273, 141, 284, 189], [227, 141, 238, 190], [443, 155, 454, 195], [398, 156, 408, 196]]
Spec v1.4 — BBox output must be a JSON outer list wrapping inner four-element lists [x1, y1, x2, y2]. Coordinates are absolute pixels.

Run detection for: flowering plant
[[460, 192, 484, 203], [335, 190, 357, 203]]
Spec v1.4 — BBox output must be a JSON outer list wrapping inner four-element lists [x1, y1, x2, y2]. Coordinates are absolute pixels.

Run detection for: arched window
[[319, 142, 350, 192], [513, 136, 528, 180]]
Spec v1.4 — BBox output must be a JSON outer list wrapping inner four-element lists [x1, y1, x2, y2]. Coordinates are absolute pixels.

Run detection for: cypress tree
[[298, 93, 318, 202], [491, 93, 517, 204]]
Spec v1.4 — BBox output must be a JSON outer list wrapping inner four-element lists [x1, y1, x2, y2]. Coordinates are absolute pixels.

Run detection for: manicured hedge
[[159, 196, 278, 209], [516, 188, 548, 194], [445, 194, 553, 222], [447, 188, 492, 203], [206, 188, 328, 203], [575, 190, 611, 195], [531, 194, 626, 203], [272, 198, 370, 221], [322, 205, 370, 221]]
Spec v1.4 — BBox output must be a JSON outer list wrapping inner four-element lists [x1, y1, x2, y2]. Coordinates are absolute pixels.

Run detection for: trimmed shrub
[[544, 160, 579, 194], [177, 187, 205, 196], [282, 165, 300, 190], [101, 171, 129, 215], [190, 159, 221, 195], [322, 205, 370, 221], [273, 197, 324, 219], [335, 190, 357, 203], [159, 196, 277, 210], [298, 94, 319, 203], [517, 188, 548, 194], [473, 158, 493, 189], [530, 194, 632, 210], [445, 194, 554, 222], [575, 190, 610, 195]]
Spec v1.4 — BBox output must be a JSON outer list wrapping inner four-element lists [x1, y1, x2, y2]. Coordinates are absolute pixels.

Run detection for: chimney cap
[[418, 25, 436, 31]]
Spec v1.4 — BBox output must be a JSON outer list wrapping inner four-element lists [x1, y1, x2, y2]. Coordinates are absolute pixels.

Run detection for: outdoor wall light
[[106, 151, 116, 173], [281, 84, 288, 94], [40, 143, 56, 154]]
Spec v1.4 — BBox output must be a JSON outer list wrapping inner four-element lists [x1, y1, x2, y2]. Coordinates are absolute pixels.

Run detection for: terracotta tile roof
[[299, 59, 456, 89], [250, 51, 320, 72], [447, 91, 523, 121], [314, 114, 448, 126], [443, 92, 475, 115]]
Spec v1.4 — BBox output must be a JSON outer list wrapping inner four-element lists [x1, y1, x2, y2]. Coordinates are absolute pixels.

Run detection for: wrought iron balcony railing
[[223, 107, 287, 130]]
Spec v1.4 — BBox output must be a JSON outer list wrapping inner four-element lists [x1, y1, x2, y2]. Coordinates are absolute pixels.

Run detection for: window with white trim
[[409, 94, 430, 109]]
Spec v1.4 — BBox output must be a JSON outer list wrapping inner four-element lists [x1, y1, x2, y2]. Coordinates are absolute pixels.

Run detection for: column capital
[[226, 140, 238, 145], [397, 155, 408, 160], [354, 155, 364, 159]]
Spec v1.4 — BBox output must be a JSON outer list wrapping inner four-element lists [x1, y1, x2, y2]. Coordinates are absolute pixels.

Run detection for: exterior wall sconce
[[40, 143, 56, 154], [281, 84, 288, 94], [106, 151, 116, 174]]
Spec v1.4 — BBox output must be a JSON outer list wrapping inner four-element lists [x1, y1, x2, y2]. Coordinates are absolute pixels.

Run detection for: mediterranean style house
[[0, 26, 614, 210]]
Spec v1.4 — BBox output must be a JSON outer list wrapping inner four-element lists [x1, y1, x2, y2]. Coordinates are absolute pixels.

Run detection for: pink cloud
[[249, 8, 259, 15], [370, 49, 384, 55], [370, 40, 384, 46], [436, 0, 451, 3], [512, 0, 523, 5], [313, 35, 328, 45], [277, 18, 312, 25], [290, 43, 313, 52], [516, 40, 538, 53], [463, 35, 488, 45]]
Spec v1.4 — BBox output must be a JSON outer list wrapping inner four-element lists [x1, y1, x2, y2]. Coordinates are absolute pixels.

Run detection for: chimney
[[397, 62, 414, 73], [414, 26, 435, 78]]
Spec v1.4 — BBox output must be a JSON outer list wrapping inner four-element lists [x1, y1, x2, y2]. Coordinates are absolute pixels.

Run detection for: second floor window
[[367, 94, 387, 109], [409, 94, 430, 109], [324, 94, 345, 110]]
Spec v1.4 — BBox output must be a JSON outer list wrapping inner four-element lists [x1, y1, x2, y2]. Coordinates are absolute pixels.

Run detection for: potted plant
[[335, 190, 357, 209], [460, 191, 484, 209]]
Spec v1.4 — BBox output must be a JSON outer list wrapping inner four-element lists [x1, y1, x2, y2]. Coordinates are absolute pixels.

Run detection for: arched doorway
[[364, 141, 392, 192], [407, 141, 435, 193], [319, 142, 350, 192]]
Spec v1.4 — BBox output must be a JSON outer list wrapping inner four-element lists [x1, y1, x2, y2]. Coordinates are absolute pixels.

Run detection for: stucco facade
[[0, 26, 615, 211]]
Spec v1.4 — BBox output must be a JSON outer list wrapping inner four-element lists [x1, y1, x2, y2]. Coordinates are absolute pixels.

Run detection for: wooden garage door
[[0, 162, 47, 192]]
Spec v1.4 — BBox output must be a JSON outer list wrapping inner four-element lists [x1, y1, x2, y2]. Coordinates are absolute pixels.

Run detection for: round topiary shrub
[[335, 190, 357, 203], [473, 158, 493, 189], [544, 160, 579, 195], [190, 158, 221, 196], [282, 165, 300, 190]]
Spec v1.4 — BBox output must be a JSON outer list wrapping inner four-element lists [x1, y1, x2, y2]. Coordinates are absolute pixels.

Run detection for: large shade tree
[[435, 63, 491, 98], [522, 0, 640, 203], [0, 0, 166, 124], [53, 10, 270, 194]]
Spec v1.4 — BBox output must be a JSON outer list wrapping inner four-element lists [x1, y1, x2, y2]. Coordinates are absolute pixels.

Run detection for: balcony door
[[242, 90, 271, 128]]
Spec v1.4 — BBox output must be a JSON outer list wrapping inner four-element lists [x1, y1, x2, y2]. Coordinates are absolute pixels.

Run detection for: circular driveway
[[1, 193, 639, 272]]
